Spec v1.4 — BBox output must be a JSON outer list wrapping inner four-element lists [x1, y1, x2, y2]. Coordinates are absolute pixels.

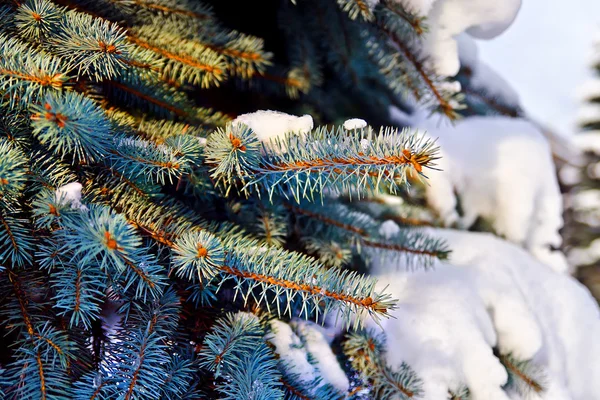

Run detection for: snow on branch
[[205, 117, 439, 202], [394, 112, 567, 272], [363, 227, 600, 399]]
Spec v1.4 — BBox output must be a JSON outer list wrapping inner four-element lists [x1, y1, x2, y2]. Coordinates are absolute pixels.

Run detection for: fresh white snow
[[412, 0, 522, 76], [343, 118, 367, 130], [290, 320, 350, 393], [391, 110, 568, 272], [368, 225, 600, 400], [266, 319, 349, 393], [233, 110, 314, 142], [55, 182, 88, 211]]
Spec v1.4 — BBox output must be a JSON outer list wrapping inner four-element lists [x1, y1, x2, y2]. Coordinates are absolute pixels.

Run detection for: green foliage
[[206, 122, 440, 202], [498, 353, 546, 397], [30, 91, 111, 163], [0, 0, 470, 397], [343, 330, 423, 400], [200, 313, 284, 399]]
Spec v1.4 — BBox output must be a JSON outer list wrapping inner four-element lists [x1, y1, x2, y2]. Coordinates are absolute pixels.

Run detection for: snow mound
[[233, 110, 313, 142], [369, 226, 600, 400], [55, 182, 87, 211], [406, 115, 566, 272]]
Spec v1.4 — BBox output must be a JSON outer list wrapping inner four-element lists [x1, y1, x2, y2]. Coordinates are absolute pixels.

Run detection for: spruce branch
[[128, 26, 226, 88], [172, 230, 225, 282], [220, 242, 397, 328], [30, 91, 111, 163], [344, 330, 423, 399], [15, 0, 62, 41], [199, 312, 284, 400], [57, 204, 167, 301], [0, 139, 29, 207], [0, 34, 69, 107], [0, 212, 34, 267], [206, 123, 439, 202], [109, 136, 189, 185], [51, 262, 105, 329], [498, 353, 546, 396], [337, 0, 375, 21], [53, 11, 133, 80]]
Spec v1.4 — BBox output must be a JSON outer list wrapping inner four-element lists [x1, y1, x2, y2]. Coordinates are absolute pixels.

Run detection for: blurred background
[[478, 0, 600, 137]]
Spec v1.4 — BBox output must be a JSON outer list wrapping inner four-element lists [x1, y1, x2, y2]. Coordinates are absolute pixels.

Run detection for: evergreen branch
[[220, 242, 396, 327], [279, 377, 312, 400], [100, 290, 182, 398], [252, 68, 311, 98], [206, 123, 439, 202], [58, 204, 167, 300], [199, 312, 284, 399], [197, 29, 273, 79], [0, 138, 29, 206], [15, 0, 62, 41], [6, 268, 36, 336], [303, 237, 352, 268], [278, 371, 345, 400], [288, 199, 449, 267], [172, 230, 225, 281], [52, 11, 133, 80], [379, 0, 426, 36], [104, 77, 187, 116], [129, 0, 213, 20], [128, 28, 226, 87], [498, 353, 545, 395], [279, 4, 323, 89], [105, 328, 168, 399], [1, 345, 72, 399], [1, 269, 73, 398], [109, 136, 188, 185], [160, 353, 200, 399], [376, 23, 457, 118], [460, 83, 521, 118], [103, 69, 208, 120], [0, 34, 68, 107], [362, 235, 449, 259], [343, 330, 423, 399], [285, 202, 369, 236], [448, 386, 471, 400], [0, 212, 34, 266], [52, 263, 105, 329], [30, 91, 111, 163], [336, 0, 375, 21], [126, 208, 395, 327], [71, 371, 107, 400]]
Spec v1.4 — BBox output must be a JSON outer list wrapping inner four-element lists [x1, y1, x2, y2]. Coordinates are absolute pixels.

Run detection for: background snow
[[369, 225, 600, 400], [390, 109, 568, 272]]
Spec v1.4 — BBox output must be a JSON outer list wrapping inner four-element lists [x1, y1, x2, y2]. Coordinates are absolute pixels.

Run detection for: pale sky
[[477, 0, 600, 137]]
